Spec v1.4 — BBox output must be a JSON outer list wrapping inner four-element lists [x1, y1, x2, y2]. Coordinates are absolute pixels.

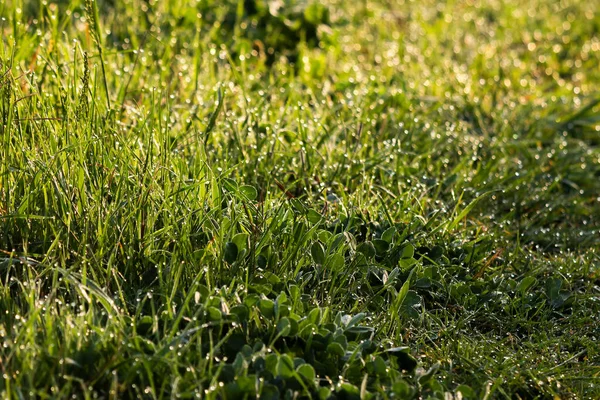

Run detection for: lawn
[[1, 0, 599, 398]]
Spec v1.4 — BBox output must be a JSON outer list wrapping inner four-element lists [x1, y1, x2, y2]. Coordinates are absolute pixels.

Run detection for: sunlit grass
[[1, 0, 599, 398]]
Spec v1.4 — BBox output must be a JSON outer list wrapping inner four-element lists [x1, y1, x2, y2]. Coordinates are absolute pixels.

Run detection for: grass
[[1, 0, 599, 398]]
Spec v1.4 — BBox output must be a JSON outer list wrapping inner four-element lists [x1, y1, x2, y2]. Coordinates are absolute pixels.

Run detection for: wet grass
[[1, 0, 599, 398]]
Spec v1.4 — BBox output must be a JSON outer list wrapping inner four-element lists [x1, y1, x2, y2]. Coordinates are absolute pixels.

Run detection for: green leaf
[[429, 245, 444, 260], [258, 299, 275, 318], [400, 242, 414, 259], [223, 242, 238, 264], [399, 257, 417, 269], [307, 209, 323, 224], [296, 364, 316, 384], [230, 305, 249, 323], [267, 273, 282, 285], [546, 277, 570, 309], [224, 382, 241, 398], [289, 285, 300, 302], [327, 342, 345, 357], [222, 177, 238, 193], [318, 230, 333, 243], [276, 354, 295, 378], [345, 326, 374, 340], [276, 317, 292, 336], [265, 353, 278, 374], [401, 290, 422, 319], [517, 276, 537, 294], [346, 312, 365, 329], [308, 308, 321, 324], [372, 356, 387, 376], [333, 334, 348, 349], [330, 233, 346, 251], [356, 241, 376, 259], [232, 352, 246, 373], [207, 306, 222, 321], [298, 322, 317, 339], [311, 241, 326, 265], [373, 239, 389, 255], [253, 355, 266, 372], [259, 384, 280, 400], [382, 226, 396, 243], [240, 345, 253, 357], [239, 184, 258, 200], [456, 384, 475, 398], [244, 294, 260, 307], [327, 253, 345, 271], [236, 376, 255, 394], [392, 380, 414, 397], [287, 318, 299, 336], [339, 383, 360, 397], [232, 233, 249, 252], [360, 340, 377, 355], [318, 387, 331, 400]]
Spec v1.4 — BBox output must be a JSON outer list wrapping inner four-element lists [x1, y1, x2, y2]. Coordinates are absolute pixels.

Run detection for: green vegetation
[[1, 0, 599, 398]]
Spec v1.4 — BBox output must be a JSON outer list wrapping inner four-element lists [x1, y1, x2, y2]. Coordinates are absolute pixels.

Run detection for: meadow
[[1, 0, 599, 398]]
